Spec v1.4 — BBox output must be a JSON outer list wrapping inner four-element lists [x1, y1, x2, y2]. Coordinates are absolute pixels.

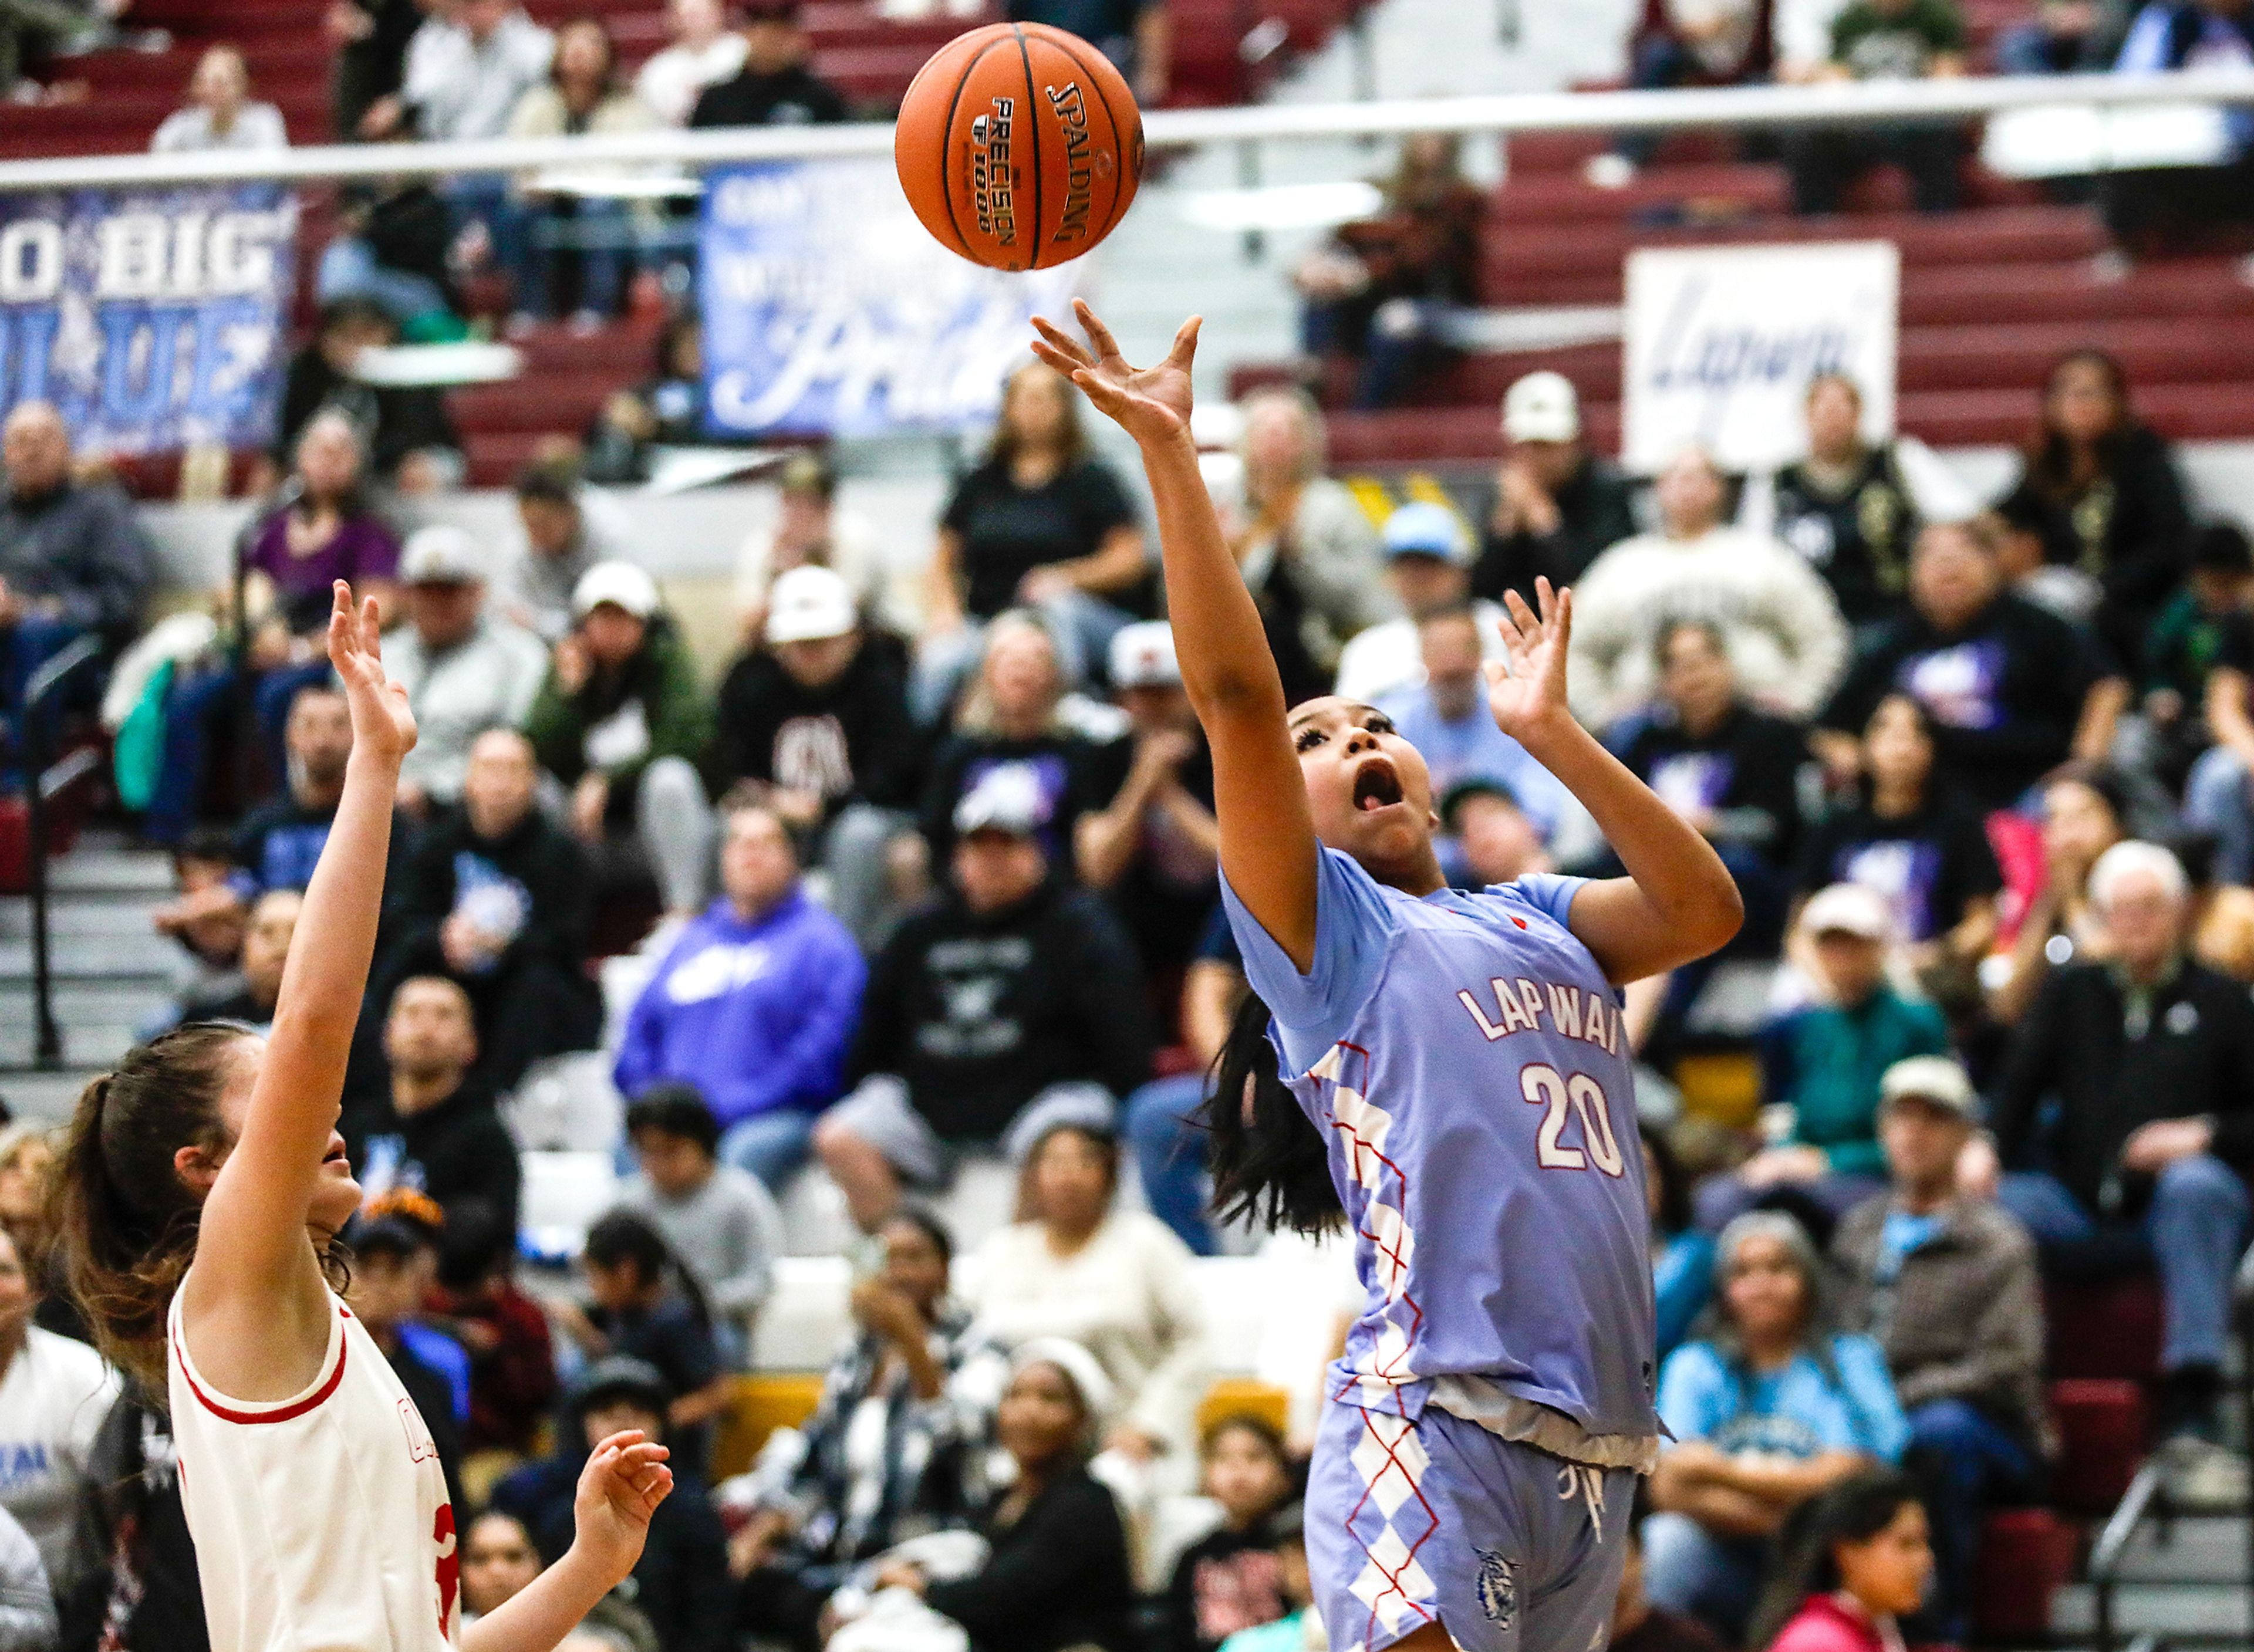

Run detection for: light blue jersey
[[1223, 847, 1659, 1445]]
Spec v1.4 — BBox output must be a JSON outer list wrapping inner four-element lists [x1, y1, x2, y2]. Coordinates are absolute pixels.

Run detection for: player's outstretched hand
[[325, 580, 416, 765], [571, 1430, 673, 1585], [1485, 577, 1575, 746], [1031, 299, 1197, 450]]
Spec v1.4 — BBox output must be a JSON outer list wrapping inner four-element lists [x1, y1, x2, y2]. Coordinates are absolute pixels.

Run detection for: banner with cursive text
[[700, 157, 1084, 438], [1622, 240, 1899, 474], [0, 184, 296, 455]]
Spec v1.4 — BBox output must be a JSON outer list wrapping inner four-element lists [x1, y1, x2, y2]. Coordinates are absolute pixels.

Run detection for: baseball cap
[[1381, 501, 1472, 566], [1880, 1055, 1978, 1120], [571, 560, 659, 621], [399, 524, 485, 586], [569, 1354, 673, 1417], [777, 451, 835, 498], [953, 765, 1051, 839], [1502, 371, 1581, 444], [1108, 621, 1180, 690], [765, 565, 857, 645], [1800, 882, 1892, 942]]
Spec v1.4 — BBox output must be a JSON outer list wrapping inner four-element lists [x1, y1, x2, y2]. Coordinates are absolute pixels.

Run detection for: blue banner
[[0, 183, 296, 455], [701, 158, 1081, 438]]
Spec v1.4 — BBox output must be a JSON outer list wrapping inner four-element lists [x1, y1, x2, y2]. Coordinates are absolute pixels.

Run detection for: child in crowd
[[423, 1205, 558, 1471], [1747, 1470, 1936, 1652], [150, 827, 250, 1001], [1162, 1415, 1298, 1652], [559, 1211, 733, 1480], [345, 1211, 468, 1510], [495, 1358, 731, 1652], [615, 1085, 784, 1365], [463, 1508, 659, 1652], [173, 886, 301, 1028], [1214, 1503, 1318, 1652]]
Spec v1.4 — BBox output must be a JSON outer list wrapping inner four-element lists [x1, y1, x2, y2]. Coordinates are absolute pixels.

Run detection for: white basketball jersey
[[167, 1289, 459, 1651]]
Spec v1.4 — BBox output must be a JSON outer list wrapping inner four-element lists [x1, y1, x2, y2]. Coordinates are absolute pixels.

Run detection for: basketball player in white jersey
[[54, 583, 673, 1651]]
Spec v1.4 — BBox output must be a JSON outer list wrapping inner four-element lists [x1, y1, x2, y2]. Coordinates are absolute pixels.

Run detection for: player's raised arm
[[185, 584, 416, 1322], [1032, 301, 1320, 968], [1484, 581, 1743, 984]]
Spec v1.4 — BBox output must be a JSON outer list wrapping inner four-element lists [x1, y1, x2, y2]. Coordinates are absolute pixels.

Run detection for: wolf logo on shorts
[[1476, 1549, 1517, 1630]]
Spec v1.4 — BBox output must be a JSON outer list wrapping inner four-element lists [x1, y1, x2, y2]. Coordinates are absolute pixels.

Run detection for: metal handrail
[[20, 633, 102, 1070], [0, 68, 2246, 191], [2091, 1458, 2171, 1652]]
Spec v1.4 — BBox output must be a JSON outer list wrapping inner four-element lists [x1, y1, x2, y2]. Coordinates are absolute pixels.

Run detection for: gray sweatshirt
[[615, 1164, 785, 1326]]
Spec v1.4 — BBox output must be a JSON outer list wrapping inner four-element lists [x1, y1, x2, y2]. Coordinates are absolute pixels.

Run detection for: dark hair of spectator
[[1704, 1212, 1838, 1369], [1020, 1123, 1121, 1222], [2040, 759, 2130, 832], [882, 1204, 955, 1265], [1639, 1121, 1693, 1238], [316, 296, 396, 341], [174, 825, 237, 870], [1201, 990, 1343, 1237], [514, 460, 582, 509], [551, 15, 620, 95], [2192, 521, 2254, 575], [583, 1208, 711, 1330], [1857, 691, 1938, 812], [1747, 1468, 1926, 1651], [53, 1022, 349, 1400], [987, 362, 1091, 469], [624, 1083, 721, 1157], [435, 1201, 517, 1290], [2025, 349, 2137, 495], [1654, 614, 1730, 673], [289, 680, 346, 719], [349, 1214, 436, 1265], [717, 785, 798, 846]]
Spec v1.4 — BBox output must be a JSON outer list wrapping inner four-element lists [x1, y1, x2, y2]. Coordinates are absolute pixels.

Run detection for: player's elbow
[[1679, 873, 1745, 961]]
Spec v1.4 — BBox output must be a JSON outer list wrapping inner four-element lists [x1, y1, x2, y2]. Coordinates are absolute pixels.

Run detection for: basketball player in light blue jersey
[[1032, 302, 1745, 1652]]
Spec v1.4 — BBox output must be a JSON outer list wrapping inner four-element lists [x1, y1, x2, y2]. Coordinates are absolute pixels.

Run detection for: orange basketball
[[894, 21, 1145, 272]]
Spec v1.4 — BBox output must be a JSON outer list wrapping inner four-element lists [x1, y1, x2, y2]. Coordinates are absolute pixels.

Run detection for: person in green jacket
[[1698, 881, 1950, 1233], [525, 560, 717, 920]]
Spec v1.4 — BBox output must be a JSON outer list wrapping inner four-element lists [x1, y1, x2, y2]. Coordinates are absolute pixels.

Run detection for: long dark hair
[[2024, 348, 2136, 497], [52, 1022, 348, 1400], [1199, 992, 1342, 1237], [1747, 1468, 1926, 1651]]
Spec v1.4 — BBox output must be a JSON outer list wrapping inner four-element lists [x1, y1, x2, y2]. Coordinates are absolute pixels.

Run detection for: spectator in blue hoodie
[[613, 796, 866, 1192]]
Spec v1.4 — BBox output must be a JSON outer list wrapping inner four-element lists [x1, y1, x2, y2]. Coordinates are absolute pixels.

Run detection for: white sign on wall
[[1622, 241, 1899, 474]]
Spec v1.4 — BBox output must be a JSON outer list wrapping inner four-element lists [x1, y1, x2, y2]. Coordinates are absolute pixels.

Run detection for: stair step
[[0, 1019, 140, 1072], [41, 846, 176, 897], [2108, 1518, 2251, 1581], [0, 937, 178, 984], [2052, 1583, 2253, 1638], [0, 1067, 112, 1123]]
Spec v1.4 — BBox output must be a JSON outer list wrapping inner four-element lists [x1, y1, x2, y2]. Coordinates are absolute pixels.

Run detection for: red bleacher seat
[[2047, 1276, 2165, 1383], [2050, 1378, 2151, 1515], [1972, 1508, 2079, 1643]]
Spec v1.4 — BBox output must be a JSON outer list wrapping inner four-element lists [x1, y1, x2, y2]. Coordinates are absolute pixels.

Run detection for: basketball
[[893, 21, 1145, 273]]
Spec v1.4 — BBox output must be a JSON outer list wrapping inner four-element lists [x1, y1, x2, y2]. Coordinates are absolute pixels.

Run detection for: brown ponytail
[[50, 1023, 249, 1398]]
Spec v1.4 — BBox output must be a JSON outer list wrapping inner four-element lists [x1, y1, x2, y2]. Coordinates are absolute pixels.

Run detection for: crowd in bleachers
[[4, 2, 2254, 1651]]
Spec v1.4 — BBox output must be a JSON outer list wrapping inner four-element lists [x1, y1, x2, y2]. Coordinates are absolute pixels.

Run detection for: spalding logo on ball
[[895, 21, 1145, 272]]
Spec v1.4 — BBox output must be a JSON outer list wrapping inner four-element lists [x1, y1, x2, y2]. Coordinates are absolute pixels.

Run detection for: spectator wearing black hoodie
[[687, 0, 848, 127], [345, 975, 523, 1239], [814, 772, 1153, 1233], [55, 1397, 205, 1652], [492, 1355, 732, 1652], [714, 566, 923, 950], [381, 727, 601, 1092], [2003, 350, 2191, 664]]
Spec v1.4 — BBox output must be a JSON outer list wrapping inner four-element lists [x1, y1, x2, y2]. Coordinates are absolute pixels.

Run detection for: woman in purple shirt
[[1034, 302, 1742, 1652]]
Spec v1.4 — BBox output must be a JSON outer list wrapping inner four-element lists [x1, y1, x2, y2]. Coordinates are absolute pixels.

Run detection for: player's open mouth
[[323, 1146, 349, 1165], [1353, 758, 1405, 813]]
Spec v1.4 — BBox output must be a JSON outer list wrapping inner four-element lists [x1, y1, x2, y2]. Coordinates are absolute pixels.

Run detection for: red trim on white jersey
[[171, 1310, 349, 1425]]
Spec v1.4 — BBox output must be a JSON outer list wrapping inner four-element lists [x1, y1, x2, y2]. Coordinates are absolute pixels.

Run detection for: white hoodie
[[1567, 524, 1849, 727]]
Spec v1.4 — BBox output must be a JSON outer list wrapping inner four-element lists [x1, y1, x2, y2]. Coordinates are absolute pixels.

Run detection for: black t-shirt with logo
[[1818, 593, 2112, 810], [940, 457, 1139, 620], [1771, 447, 1920, 628], [1794, 792, 2003, 943]]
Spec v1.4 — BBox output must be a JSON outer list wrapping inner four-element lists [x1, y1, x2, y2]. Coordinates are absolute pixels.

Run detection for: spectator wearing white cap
[[714, 565, 923, 950], [1570, 445, 1848, 727], [1332, 501, 1509, 705], [813, 772, 1153, 1233], [1474, 371, 1639, 606], [525, 560, 717, 920], [1078, 621, 1220, 975], [381, 525, 551, 817], [1832, 1055, 2049, 1644], [1699, 883, 1950, 1232]]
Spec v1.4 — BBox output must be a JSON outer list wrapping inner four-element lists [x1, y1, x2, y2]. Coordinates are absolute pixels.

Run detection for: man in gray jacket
[[0, 401, 156, 772], [383, 525, 549, 817], [1833, 1055, 2049, 1643]]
